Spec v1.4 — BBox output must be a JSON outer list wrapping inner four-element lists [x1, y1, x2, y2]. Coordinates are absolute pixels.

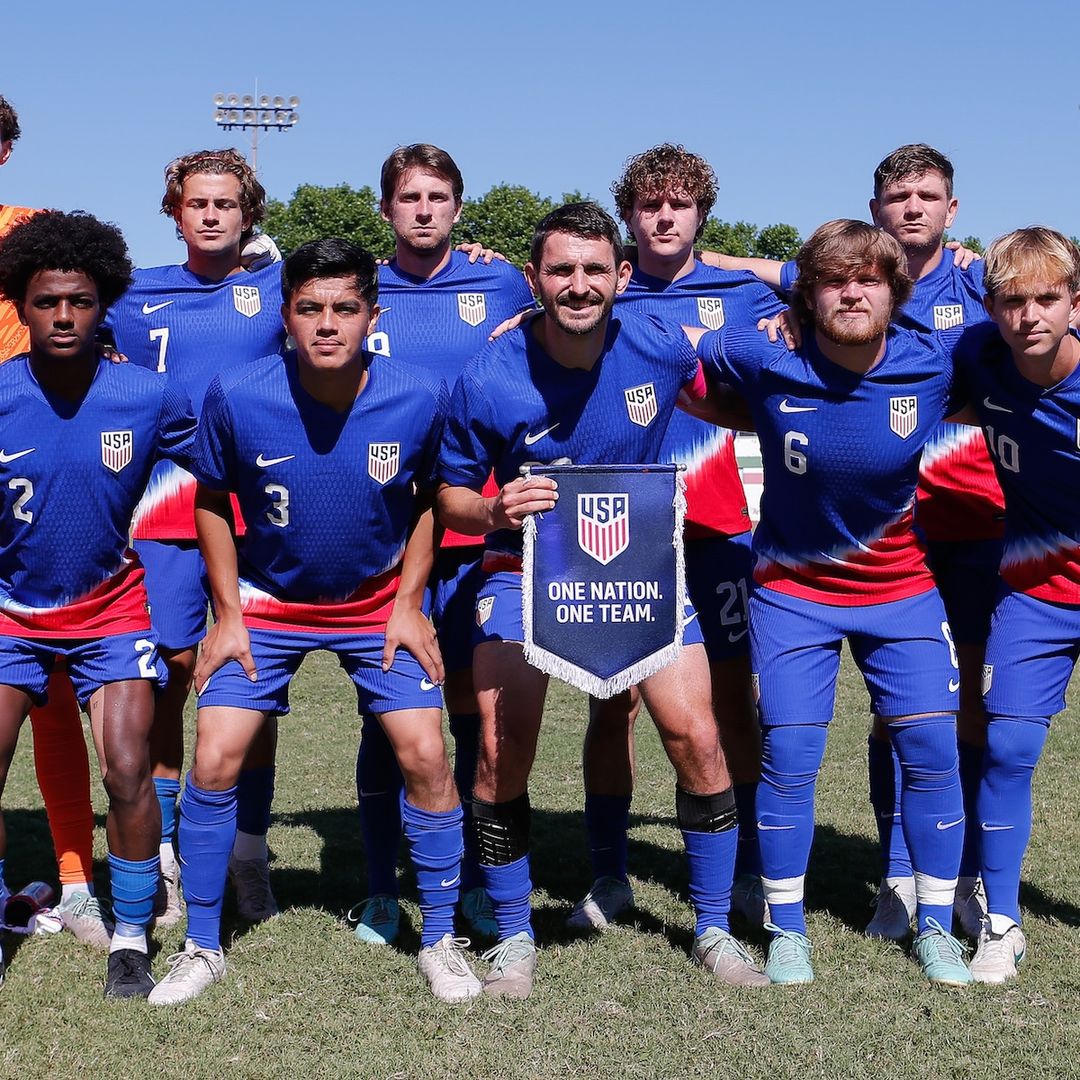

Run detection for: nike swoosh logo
[[142, 301, 174, 315], [756, 822, 795, 831], [728, 629, 748, 643], [256, 454, 295, 468], [440, 874, 460, 888], [936, 817, 964, 831], [0, 448, 35, 463], [684, 611, 699, 626], [778, 399, 817, 413], [420, 678, 437, 691], [981, 823, 1014, 832], [948, 679, 961, 693], [524, 423, 560, 446], [983, 397, 1013, 413]]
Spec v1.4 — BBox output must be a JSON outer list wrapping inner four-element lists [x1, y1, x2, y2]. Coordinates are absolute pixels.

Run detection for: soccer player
[[0, 92, 111, 949], [148, 237, 478, 1005], [437, 202, 767, 997], [103, 149, 286, 924], [350, 144, 533, 946], [564, 145, 784, 933], [946, 228, 1080, 982], [714, 145, 999, 940], [697, 219, 971, 985], [0, 210, 198, 997]]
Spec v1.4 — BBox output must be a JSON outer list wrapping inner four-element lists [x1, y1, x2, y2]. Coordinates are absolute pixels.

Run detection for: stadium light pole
[[213, 87, 300, 172]]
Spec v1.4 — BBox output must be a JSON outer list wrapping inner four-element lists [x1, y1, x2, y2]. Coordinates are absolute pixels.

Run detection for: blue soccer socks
[[448, 712, 482, 893], [401, 798, 464, 948], [154, 776, 181, 848], [355, 715, 405, 897], [178, 778, 237, 951], [583, 792, 632, 883]]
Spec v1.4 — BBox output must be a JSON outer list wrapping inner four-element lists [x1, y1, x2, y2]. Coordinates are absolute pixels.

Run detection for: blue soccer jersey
[[104, 261, 286, 540], [617, 263, 783, 538], [699, 324, 956, 603], [193, 352, 447, 631], [954, 324, 1080, 603], [0, 356, 196, 637], [440, 311, 701, 556]]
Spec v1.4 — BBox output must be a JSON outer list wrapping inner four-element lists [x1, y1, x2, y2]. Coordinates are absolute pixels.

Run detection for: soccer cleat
[[59, 892, 113, 950], [692, 926, 770, 988], [565, 876, 634, 932], [228, 855, 279, 923], [763, 923, 814, 984], [348, 895, 400, 945], [104, 949, 155, 999], [417, 934, 482, 1002], [970, 922, 1026, 984], [911, 917, 972, 986], [460, 887, 498, 941], [153, 854, 183, 929], [147, 940, 227, 1005], [953, 878, 987, 940], [730, 873, 770, 927], [865, 878, 916, 941], [480, 932, 537, 998]]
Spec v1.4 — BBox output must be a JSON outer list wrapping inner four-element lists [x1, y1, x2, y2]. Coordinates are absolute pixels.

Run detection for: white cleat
[[970, 921, 1026, 984], [417, 934, 482, 1002], [147, 940, 226, 1005], [566, 876, 634, 932], [153, 854, 184, 929], [865, 878, 916, 940]]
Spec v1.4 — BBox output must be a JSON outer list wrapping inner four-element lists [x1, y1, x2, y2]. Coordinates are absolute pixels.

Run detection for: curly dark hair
[[0, 210, 133, 309], [0, 95, 20, 144], [611, 144, 717, 237], [160, 149, 265, 243]]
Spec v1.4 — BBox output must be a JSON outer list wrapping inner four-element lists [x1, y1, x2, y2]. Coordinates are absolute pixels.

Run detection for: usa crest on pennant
[[624, 383, 657, 428], [697, 297, 725, 330], [367, 442, 400, 485], [101, 430, 133, 474], [577, 493, 630, 566], [889, 395, 918, 439], [232, 285, 261, 318], [457, 293, 487, 327]]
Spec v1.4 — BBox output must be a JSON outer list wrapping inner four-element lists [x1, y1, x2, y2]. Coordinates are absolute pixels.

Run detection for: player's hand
[[944, 240, 982, 270], [382, 603, 444, 685], [98, 343, 128, 364], [489, 307, 541, 341], [490, 475, 558, 530], [193, 615, 256, 694], [758, 310, 801, 350], [456, 242, 507, 265], [240, 233, 282, 271]]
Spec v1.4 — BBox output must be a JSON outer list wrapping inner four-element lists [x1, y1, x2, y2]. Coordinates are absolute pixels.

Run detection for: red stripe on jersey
[[0, 554, 151, 639], [916, 427, 1004, 541], [754, 509, 936, 605], [683, 432, 751, 540], [132, 468, 246, 540], [239, 566, 401, 633], [1001, 542, 1080, 604], [442, 473, 500, 548]]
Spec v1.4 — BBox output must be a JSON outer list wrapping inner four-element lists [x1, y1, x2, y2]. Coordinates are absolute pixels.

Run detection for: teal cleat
[[763, 923, 814, 984], [348, 894, 400, 946], [912, 917, 972, 986]]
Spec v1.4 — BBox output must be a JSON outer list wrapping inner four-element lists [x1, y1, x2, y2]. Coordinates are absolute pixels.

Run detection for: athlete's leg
[[0, 685, 35, 891]]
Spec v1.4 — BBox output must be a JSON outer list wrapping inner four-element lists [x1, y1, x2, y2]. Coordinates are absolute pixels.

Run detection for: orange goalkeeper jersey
[[0, 205, 38, 361]]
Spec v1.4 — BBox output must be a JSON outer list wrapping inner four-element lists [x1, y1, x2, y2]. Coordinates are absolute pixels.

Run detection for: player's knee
[[675, 785, 737, 833], [101, 758, 151, 808], [395, 733, 451, 787], [887, 713, 958, 784], [473, 792, 530, 865], [760, 724, 828, 791], [984, 716, 1048, 780]]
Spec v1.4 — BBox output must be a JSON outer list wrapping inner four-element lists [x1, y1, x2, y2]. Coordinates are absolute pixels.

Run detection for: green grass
[[1, 650, 1078, 1080]]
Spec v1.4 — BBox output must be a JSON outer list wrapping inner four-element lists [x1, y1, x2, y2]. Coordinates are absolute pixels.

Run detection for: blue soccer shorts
[[983, 585, 1080, 721], [749, 585, 959, 725], [196, 628, 443, 716], [0, 630, 166, 707], [685, 531, 754, 662], [926, 537, 1003, 644], [134, 539, 210, 652], [431, 547, 485, 674]]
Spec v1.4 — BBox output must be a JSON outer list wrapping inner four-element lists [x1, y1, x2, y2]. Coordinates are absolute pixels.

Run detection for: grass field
[[1, 650, 1077, 1080]]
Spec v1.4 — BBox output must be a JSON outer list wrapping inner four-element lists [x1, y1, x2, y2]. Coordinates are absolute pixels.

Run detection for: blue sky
[[4, 2, 1076, 267]]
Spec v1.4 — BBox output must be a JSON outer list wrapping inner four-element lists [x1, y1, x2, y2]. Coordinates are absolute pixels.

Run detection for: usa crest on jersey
[[933, 304, 964, 330], [233, 285, 262, 318], [697, 297, 725, 331], [577, 493, 630, 566], [457, 293, 487, 327], [624, 383, 657, 428], [101, 430, 133, 474], [982, 663, 994, 695], [367, 442, 400, 485], [889, 396, 918, 439], [476, 595, 495, 627]]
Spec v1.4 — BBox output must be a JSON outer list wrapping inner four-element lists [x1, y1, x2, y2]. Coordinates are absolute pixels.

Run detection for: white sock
[[987, 912, 1019, 936], [232, 830, 268, 862], [110, 928, 148, 954], [159, 841, 177, 868], [61, 882, 95, 904]]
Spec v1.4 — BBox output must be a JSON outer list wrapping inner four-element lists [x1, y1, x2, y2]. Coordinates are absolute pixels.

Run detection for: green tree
[[755, 223, 802, 262], [263, 183, 394, 257], [456, 185, 561, 267], [698, 218, 801, 261]]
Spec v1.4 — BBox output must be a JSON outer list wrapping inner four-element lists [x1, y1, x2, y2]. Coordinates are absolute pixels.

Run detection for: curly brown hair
[[0, 95, 21, 145], [160, 149, 266, 243], [611, 144, 717, 237]]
